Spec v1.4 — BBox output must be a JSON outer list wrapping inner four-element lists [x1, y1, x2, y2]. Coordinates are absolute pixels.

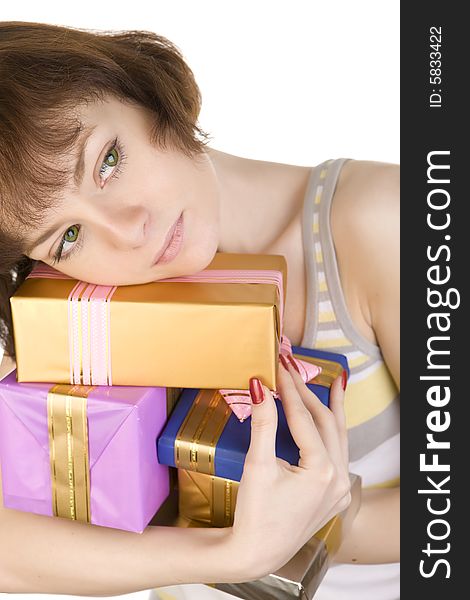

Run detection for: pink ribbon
[[25, 263, 119, 385], [66, 281, 117, 385], [219, 336, 321, 422]]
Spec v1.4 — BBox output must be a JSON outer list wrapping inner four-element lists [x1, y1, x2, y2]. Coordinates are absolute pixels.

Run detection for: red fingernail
[[287, 353, 301, 374], [279, 354, 290, 370], [342, 369, 348, 391], [249, 377, 265, 404]]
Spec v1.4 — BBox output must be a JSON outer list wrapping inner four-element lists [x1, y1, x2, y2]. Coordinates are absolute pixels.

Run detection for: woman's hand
[[228, 355, 351, 580]]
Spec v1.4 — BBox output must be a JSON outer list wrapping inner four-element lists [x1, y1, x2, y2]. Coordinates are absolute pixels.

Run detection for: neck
[[206, 147, 312, 255]]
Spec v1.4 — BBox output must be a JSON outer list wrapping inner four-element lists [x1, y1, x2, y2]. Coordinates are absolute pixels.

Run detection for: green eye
[[99, 137, 127, 183], [52, 137, 126, 266], [104, 148, 118, 167], [64, 225, 79, 243], [100, 147, 119, 179], [52, 224, 82, 265]]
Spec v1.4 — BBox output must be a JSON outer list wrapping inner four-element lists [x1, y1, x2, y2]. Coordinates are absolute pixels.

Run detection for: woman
[[0, 21, 399, 599]]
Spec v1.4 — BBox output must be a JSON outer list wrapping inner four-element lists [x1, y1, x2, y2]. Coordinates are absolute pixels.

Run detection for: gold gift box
[[11, 253, 286, 389], [175, 473, 362, 600], [178, 469, 239, 527]]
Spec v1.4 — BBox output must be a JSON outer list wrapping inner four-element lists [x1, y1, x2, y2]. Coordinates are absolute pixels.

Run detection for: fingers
[[279, 357, 348, 469], [245, 378, 278, 466], [328, 373, 350, 466], [246, 360, 350, 476], [276, 360, 329, 470]]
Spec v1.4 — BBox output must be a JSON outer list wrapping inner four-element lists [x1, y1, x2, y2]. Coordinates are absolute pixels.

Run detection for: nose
[[101, 205, 150, 250]]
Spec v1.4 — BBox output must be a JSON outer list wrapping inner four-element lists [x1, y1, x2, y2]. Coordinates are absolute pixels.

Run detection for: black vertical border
[[401, 3, 466, 598]]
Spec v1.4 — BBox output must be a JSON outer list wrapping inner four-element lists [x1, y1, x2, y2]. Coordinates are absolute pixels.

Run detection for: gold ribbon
[[210, 474, 237, 526], [173, 358, 342, 475], [47, 384, 95, 523], [175, 389, 232, 474], [178, 469, 345, 537], [47, 385, 180, 524], [173, 389, 245, 526], [178, 469, 238, 527], [293, 353, 345, 388]]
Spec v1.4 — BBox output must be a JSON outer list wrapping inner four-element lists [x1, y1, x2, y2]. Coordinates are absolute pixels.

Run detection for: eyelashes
[[51, 224, 83, 265], [98, 137, 127, 184], [51, 137, 127, 265]]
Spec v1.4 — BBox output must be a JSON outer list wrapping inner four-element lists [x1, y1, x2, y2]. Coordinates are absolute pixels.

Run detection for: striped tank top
[[299, 158, 400, 600], [302, 158, 400, 489], [154, 158, 400, 600]]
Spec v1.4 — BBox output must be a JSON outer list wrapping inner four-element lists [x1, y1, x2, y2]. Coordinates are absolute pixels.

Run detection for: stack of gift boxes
[[0, 252, 361, 600]]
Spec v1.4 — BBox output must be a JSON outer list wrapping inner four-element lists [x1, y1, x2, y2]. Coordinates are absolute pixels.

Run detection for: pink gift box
[[0, 370, 171, 533]]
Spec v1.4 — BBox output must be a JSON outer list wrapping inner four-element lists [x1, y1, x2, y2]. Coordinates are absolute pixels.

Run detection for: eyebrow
[[73, 125, 97, 189], [25, 125, 97, 255]]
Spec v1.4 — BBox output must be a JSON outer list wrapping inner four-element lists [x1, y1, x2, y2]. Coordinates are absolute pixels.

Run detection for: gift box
[[291, 346, 348, 406], [178, 469, 239, 527], [219, 340, 327, 422], [11, 253, 286, 389], [0, 371, 182, 533], [159, 389, 299, 482], [157, 348, 348, 482], [175, 474, 362, 600]]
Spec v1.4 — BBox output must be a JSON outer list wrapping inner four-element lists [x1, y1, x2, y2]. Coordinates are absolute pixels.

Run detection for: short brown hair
[[0, 20, 209, 359]]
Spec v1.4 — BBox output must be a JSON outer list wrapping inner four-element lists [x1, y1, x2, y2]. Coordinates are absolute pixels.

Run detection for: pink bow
[[219, 336, 321, 422]]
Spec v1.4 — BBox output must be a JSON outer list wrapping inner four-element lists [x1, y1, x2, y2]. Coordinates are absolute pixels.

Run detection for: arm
[[331, 160, 400, 564], [0, 355, 350, 594], [0, 487, 235, 595], [0, 352, 235, 594], [334, 486, 399, 564]]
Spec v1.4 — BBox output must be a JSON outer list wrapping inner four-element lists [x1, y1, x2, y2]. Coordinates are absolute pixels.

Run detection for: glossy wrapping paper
[[0, 370, 181, 533], [159, 390, 301, 482], [178, 469, 239, 527], [219, 338, 323, 422], [157, 347, 349, 482], [175, 474, 362, 600], [11, 253, 287, 390]]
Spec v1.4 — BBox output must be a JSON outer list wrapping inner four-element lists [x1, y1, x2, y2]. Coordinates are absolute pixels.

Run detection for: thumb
[[246, 377, 278, 462]]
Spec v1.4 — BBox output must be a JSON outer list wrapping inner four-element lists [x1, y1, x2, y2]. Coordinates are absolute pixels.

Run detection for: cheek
[[72, 256, 124, 285], [161, 155, 221, 267]]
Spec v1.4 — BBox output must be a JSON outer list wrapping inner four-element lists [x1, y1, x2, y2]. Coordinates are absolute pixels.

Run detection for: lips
[[152, 213, 184, 267]]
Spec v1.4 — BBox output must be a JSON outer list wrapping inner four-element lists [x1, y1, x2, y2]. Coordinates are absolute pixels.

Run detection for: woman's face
[[26, 95, 221, 285]]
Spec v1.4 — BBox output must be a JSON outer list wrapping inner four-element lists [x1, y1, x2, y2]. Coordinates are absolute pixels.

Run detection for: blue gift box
[[291, 345, 349, 406], [157, 347, 348, 482]]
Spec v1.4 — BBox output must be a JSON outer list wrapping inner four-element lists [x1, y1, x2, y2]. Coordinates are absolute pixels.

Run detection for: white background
[[0, 0, 399, 168], [1, 0, 400, 365], [0, 8, 399, 600]]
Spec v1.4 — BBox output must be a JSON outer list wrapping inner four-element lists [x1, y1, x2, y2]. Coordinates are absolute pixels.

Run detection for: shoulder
[[331, 159, 400, 384], [332, 159, 399, 260], [331, 159, 399, 296]]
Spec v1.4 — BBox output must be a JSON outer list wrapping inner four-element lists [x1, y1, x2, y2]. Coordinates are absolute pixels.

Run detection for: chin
[[174, 237, 219, 277]]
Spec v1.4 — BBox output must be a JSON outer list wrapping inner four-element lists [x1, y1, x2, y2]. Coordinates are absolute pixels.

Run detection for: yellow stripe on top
[[365, 476, 400, 490], [314, 185, 323, 204], [315, 334, 352, 347], [317, 312, 340, 325], [347, 353, 371, 369], [154, 592, 180, 600], [317, 269, 328, 292], [344, 362, 397, 428], [303, 158, 400, 500]]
